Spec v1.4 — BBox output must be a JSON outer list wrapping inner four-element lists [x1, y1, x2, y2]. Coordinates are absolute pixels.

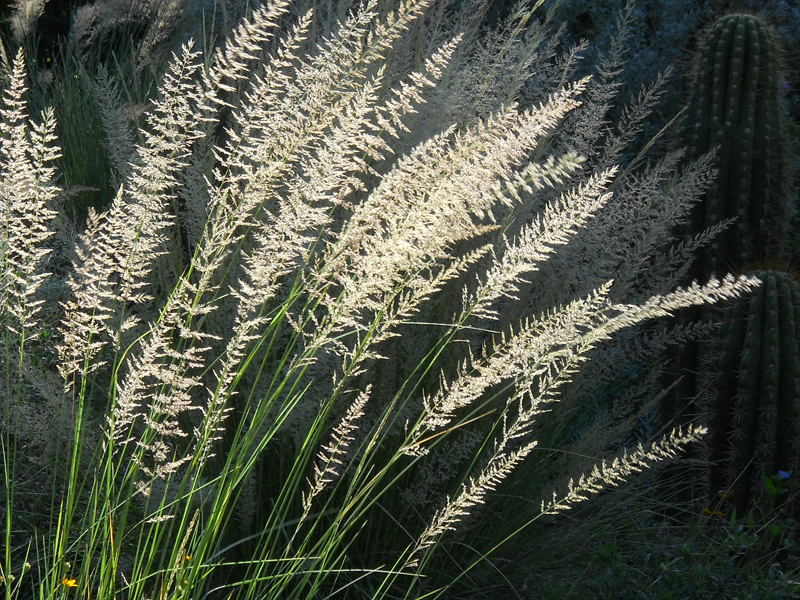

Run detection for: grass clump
[[0, 0, 764, 598]]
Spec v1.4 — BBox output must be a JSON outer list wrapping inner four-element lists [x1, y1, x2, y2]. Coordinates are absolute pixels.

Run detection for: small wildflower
[[185, 555, 191, 561], [62, 577, 78, 588], [702, 506, 712, 515], [714, 510, 725, 517], [778, 470, 791, 479]]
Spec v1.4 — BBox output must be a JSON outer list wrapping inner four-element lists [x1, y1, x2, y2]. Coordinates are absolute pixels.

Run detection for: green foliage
[[27, 48, 115, 223], [579, 509, 800, 600], [702, 270, 800, 519], [3, 0, 181, 224], [469, 468, 800, 599], [682, 13, 792, 276]]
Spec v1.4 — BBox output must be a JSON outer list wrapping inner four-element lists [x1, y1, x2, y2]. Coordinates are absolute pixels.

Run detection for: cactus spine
[[683, 13, 791, 277], [703, 271, 800, 517]]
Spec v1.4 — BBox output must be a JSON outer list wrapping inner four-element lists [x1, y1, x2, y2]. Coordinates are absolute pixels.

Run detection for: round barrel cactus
[[682, 13, 791, 278], [701, 270, 800, 517]]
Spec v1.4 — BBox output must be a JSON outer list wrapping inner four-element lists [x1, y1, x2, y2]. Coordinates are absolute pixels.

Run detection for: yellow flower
[[62, 577, 78, 588], [702, 506, 712, 515]]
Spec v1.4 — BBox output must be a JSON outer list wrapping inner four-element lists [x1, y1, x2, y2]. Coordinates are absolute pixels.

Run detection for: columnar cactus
[[682, 13, 791, 277], [702, 271, 800, 517], [665, 12, 792, 430]]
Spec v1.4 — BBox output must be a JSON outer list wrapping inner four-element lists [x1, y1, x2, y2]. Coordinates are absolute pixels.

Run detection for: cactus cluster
[[679, 14, 800, 518], [702, 271, 800, 517], [664, 12, 794, 430], [682, 13, 792, 278], [654, 14, 800, 515]]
